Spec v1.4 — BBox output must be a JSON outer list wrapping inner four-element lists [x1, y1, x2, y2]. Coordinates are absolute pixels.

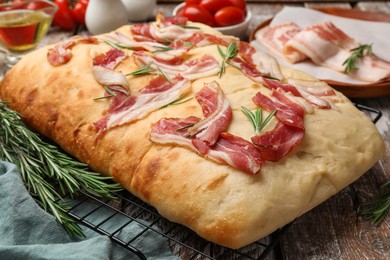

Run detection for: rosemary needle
[[363, 180, 390, 225], [342, 44, 373, 74], [217, 42, 238, 78], [241, 106, 277, 134], [0, 101, 122, 237]]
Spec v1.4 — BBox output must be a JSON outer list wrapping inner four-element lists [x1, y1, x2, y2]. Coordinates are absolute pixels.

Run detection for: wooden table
[[1, 1, 389, 259]]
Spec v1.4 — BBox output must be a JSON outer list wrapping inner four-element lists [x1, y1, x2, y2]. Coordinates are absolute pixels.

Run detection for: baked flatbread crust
[[0, 23, 384, 249]]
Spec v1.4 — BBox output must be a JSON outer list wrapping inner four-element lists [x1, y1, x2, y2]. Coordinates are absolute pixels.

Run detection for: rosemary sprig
[[176, 123, 196, 131], [342, 44, 373, 74], [363, 180, 390, 225], [93, 86, 117, 100], [241, 106, 277, 134], [152, 46, 173, 53], [126, 62, 156, 76], [157, 66, 171, 83], [104, 40, 134, 51], [217, 42, 238, 78], [0, 101, 122, 237], [159, 93, 193, 109], [179, 25, 201, 30]]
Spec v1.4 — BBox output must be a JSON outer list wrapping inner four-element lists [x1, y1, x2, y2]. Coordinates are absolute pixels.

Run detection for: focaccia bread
[[0, 18, 384, 249]]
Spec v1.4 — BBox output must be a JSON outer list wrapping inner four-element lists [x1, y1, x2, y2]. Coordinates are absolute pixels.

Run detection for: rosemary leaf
[[241, 106, 277, 134], [217, 42, 238, 78], [159, 93, 193, 109], [152, 46, 173, 53], [0, 101, 122, 237], [342, 44, 373, 74], [104, 40, 135, 51], [176, 123, 196, 131], [157, 66, 171, 83], [179, 25, 201, 30], [363, 180, 390, 225], [93, 86, 117, 101], [126, 62, 156, 76]]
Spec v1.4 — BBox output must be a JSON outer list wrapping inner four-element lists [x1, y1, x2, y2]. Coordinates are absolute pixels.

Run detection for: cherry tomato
[[181, 4, 214, 27], [185, 0, 201, 4], [52, 2, 75, 31], [54, 0, 70, 6], [214, 6, 244, 27], [199, 0, 228, 15], [71, 1, 88, 25], [226, 0, 246, 11]]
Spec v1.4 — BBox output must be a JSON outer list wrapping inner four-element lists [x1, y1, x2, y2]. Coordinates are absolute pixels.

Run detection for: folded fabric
[[0, 160, 179, 260]]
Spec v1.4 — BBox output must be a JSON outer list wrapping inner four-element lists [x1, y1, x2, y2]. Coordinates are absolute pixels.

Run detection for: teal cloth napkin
[[0, 160, 180, 260]]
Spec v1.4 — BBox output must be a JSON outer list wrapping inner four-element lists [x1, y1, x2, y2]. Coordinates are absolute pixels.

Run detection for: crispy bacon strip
[[187, 82, 233, 153], [47, 36, 98, 66], [133, 51, 220, 80], [95, 75, 191, 132]]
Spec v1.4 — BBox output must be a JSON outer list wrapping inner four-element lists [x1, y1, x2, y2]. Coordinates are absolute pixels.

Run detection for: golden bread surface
[[0, 23, 384, 249]]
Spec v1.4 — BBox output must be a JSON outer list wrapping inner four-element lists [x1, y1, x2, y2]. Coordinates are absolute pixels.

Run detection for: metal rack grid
[[65, 103, 381, 260]]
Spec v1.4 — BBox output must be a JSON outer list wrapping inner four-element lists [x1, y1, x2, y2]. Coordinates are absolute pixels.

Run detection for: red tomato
[[185, 0, 201, 4], [199, 0, 228, 15], [226, 0, 246, 11], [214, 6, 244, 27], [71, 1, 88, 25], [52, 2, 75, 31], [54, 0, 71, 6], [181, 4, 214, 27]]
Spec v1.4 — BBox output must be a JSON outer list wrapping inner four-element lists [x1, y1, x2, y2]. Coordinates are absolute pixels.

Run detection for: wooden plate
[[249, 8, 390, 98]]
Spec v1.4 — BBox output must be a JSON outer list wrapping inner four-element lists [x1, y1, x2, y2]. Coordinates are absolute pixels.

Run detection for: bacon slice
[[95, 75, 191, 132], [255, 21, 306, 63], [251, 88, 305, 162], [184, 32, 237, 47], [133, 51, 220, 80], [150, 116, 201, 147], [150, 119, 263, 175], [284, 21, 390, 82], [187, 82, 233, 153], [92, 66, 129, 94], [229, 57, 266, 84], [92, 49, 129, 95], [103, 32, 193, 60], [251, 122, 304, 162], [253, 89, 304, 129], [47, 36, 98, 66], [262, 78, 336, 109], [93, 48, 127, 69], [238, 41, 283, 80], [130, 22, 200, 43]]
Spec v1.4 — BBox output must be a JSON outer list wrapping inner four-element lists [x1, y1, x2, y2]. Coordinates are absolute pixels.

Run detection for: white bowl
[[172, 3, 251, 39]]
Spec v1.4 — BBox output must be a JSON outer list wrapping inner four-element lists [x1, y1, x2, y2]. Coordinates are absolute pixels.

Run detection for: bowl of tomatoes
[[173, 0, 251, 39]]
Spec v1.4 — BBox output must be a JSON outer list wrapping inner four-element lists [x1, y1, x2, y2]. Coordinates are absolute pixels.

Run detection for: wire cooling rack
[[65, 103, 381, 260]]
